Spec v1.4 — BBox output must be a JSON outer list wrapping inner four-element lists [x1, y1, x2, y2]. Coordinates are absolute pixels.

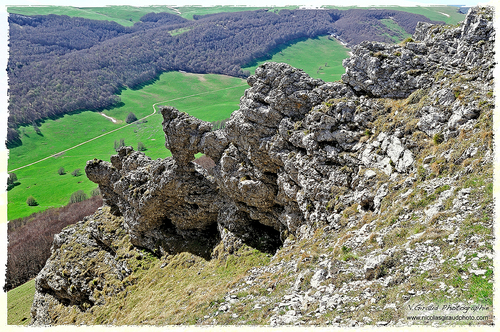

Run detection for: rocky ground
[[30, 6, 494, 326]]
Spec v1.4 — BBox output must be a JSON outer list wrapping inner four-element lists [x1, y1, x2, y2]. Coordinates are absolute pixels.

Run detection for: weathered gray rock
[[364, 253, 389, 280], [342, 7, 494, 99], [86, 152, 220, 256], [31, 6, 494, 326], [417, 106, 448, 136], [293, 270, 312, 292], [310, 269, 327, 289], [82, 5, 492, 255], [435, 88, 456, 106], [342, 41, 428, 98], [31, 207, 131, 325], [373, 183, 389, 211], [364, 249, 400, 280], [447, 106, 480, 130], [162, 106, 213, 166]]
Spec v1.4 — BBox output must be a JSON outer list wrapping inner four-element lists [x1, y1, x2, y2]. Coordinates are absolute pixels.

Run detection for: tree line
[[5, 195, 103, 291], [6, 9, 442, 147]]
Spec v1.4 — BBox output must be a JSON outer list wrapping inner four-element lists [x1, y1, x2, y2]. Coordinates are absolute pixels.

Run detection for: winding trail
[[9, 84, 247, 173]]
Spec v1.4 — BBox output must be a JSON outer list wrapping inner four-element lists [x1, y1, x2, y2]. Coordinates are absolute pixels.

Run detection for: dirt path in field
[[100, 113, 118, 123], [9, 84, 247, 173]]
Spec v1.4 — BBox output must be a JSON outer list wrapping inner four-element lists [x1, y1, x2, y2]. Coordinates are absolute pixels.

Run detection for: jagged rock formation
[[86, 147, 221, 259], [30, 7, 494, 326], [342, 7, 494, 98]]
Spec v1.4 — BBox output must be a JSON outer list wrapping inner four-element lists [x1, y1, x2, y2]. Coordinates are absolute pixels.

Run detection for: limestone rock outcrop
[[342, 6, 494, 98], [30, 6, 494, 326], [81, 5, 494, 255], [86, 146, 220, 257]]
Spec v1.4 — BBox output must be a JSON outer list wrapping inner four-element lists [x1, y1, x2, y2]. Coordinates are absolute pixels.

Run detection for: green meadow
[[8, 72, 247, 220], [243, 36, 350, 81], [7, 279, 35, 325]]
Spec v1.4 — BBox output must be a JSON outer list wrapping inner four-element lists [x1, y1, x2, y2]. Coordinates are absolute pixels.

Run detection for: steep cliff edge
[[30, 7, 494, 326]]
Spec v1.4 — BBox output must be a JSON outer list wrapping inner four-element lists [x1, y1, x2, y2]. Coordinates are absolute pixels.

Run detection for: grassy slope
[[7, 279, 35, 325], [66, 246, 273, 325], [7, 72, 247, 220], [243, 36, 350, 81]]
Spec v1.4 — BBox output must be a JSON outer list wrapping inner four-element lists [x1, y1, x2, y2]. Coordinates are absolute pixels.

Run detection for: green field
[[7, 279, 35, 325], [7, 5, 298, 24], [326, 6, 465, 25], [243, 36, 350, 81], [381, 18, 412, 42], [173, 6, 292, 20], [7, 72, 247, 220]]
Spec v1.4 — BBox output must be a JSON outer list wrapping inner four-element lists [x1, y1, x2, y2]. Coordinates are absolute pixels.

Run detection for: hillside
[[7, 8, 443, 146], [28, 6, 494, 326], [6, 72, 248, 221], [6, 7, 443, 222]]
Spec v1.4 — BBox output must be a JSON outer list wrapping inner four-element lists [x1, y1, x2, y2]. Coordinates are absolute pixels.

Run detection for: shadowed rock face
[[86, 147, 220, 257]]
